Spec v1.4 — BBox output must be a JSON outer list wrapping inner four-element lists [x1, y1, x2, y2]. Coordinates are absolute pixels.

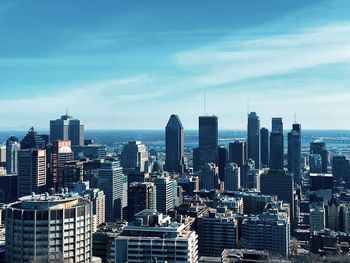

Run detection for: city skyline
[[1, 0, 350, 130]]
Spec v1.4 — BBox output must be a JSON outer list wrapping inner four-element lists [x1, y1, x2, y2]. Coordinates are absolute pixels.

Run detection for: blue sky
[[1, 0, 350, 130]]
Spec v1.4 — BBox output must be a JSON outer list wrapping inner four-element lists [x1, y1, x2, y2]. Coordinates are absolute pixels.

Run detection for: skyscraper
[[165, 114, 185, 174], [199, 116, 218, 167], [270, 117, 284, 170], [228, 140, 247, 168], [20, 127, 46, 150], [120, 141, 148, 174], [260, 127, 269, 168], [217, 146, 228, 181], [288, 123, 301, 184], [153, 175, 176, 214], [18, 149, 46, 198], [6, 136, 20, 174], [310, 141, 328, 173], [50, 113, 84, 146], [199, 163, 219, 190], [247, 112, 261, 169], [224, 163, 240, 191]]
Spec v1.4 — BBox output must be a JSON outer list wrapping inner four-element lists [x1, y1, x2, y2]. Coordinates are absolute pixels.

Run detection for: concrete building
[[50, 113, 84, 146], [5, 193, 92, 263], [197, 209, 238, 256], [115, 210, 198, 263], [18, 148, 46, 198], [199, 163, 219, 191], [152, 174, 176, 214], [224, 163, 240, 191], [241, 210, 290, 258], [121, 141, 148, 174], [310, 202, 326, 232]]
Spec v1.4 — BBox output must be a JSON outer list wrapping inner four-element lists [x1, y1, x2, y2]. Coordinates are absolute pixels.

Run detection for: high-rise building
[[63, 160, 85, 190], [270, 117, 284, 170], [0, 174, 18, 202], [49, 140, 74, 190], [5, 193, 92, 263], [128, 182, 157, 221], [199, 163, 219, 191], [332, 156, 350, 182], [310, 141, 328, 173], [198, 116, 218, 167], [50, 113, 84, 146], [20, 127, 47, 150], [115, 210, 198, 263], [197, 209, 238, 257], [228, 140, 247, 168], [241, 210, 290, 258], [165, 114, 185, 174], [260, 127, 269, 168], [310, 202, 326, 232], [224, 163, 240, 191], [288, 123, 302, 184], [72, 145, 107, 160], [217, 146, 228, 182], [0, 145, 6, 164], [192, 147, 200, 172], [247, 112, 261, 169], [18, 149, 46, 198], [120, 141, 148, 174], [153, 175, 176, 214], [6, 136, 20, 174]]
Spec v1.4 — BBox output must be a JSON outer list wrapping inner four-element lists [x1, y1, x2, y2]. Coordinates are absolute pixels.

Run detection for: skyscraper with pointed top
[[165, 114, 185, 174], [50, 112, 84, 146], [247, 112, 261, 169]]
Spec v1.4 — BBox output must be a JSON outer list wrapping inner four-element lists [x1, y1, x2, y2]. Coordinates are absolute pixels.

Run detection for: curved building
[[5, 193, 92, 263]]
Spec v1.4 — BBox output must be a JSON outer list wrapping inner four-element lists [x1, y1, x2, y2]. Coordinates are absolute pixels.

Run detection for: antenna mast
[[204, 89, 207, 115]]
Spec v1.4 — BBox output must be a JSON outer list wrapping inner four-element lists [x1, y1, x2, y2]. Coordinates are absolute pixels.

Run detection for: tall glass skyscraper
[[260, 127, 269, 168], [6, 136, 20, 174], [198, 116, 218, 167], [247, 112, 261, 169], [270, 117, 284, 170], [288, 123, 301, 184], [165, 114, 185, 174], [50, 113, 84, 146]]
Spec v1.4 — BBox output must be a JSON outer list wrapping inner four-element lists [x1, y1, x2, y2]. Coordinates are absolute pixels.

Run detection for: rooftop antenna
[[294, 113, 297, 124], [247, 100, 250, 115], [66, 109, 69, 116], [204, 88, 207, 115]]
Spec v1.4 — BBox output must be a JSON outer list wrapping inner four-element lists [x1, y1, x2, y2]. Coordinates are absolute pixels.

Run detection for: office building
[[5, 193, 92, 263], [222, 249, 270, 263], [270, 117, 284, 170], [247, 112, 261, 169], [332, 156, 350, 182], [50, 113, 84, 146], [241, 210, 290, 258], [217, 146, 228, 181], [192, 147, 200, 172], [310, 141, 328, 173], [0, 146, 5, 165], [310, 202, 326, 232], [260, 127, 269, 168], [198, 116, 218, 167], [165, 114, 185, 174], [72, 145, 107, 160], [153, 175, 176, 214], [6, 136, 20, 174], [127, 182, 156, 221], [18, 149, 46, 198], [199, 163, 219, 191], [177, 176, 199, 196], [49, 140, 74, 190], [20, 127, 47, 150], [228, 140, 247, 168], [224, 163, 240, 191], [115, 210, 198, 263], [120, 141, 148, 174], [0, 174, 18, 202], [288, 123, 302, 184], [197, 209, 238, 256], [63, 160, 85, 190]]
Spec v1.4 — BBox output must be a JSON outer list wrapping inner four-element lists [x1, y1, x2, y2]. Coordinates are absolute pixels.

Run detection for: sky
[[1, 0, 350, 130]]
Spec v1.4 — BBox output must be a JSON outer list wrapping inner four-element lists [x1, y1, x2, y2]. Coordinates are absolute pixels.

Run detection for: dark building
[[309, 173, 333, 192], [192, 147, 200, 172], [20, 127, 46, 150], [165, 114, 185, 174], [228, 140, 247, 168], [217, 146, 228, 182], [6, 136, 20, 174], [260, 170, 294, 222], [288, 123, 302, 184], [260, 127, 269, 168], [332, 156, 350, 182], [50, 113, 84, 146], [310, 141, 328, 173], [63, 160, 85, 190], [127, 182, 156, 221], [177, 176, 199, 196], [72, 145, 107, 160], [247, 112, 260, 169], [0, 175, 18, 202], [269, 118, 284, 170], [198, 116, 218, 168]]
